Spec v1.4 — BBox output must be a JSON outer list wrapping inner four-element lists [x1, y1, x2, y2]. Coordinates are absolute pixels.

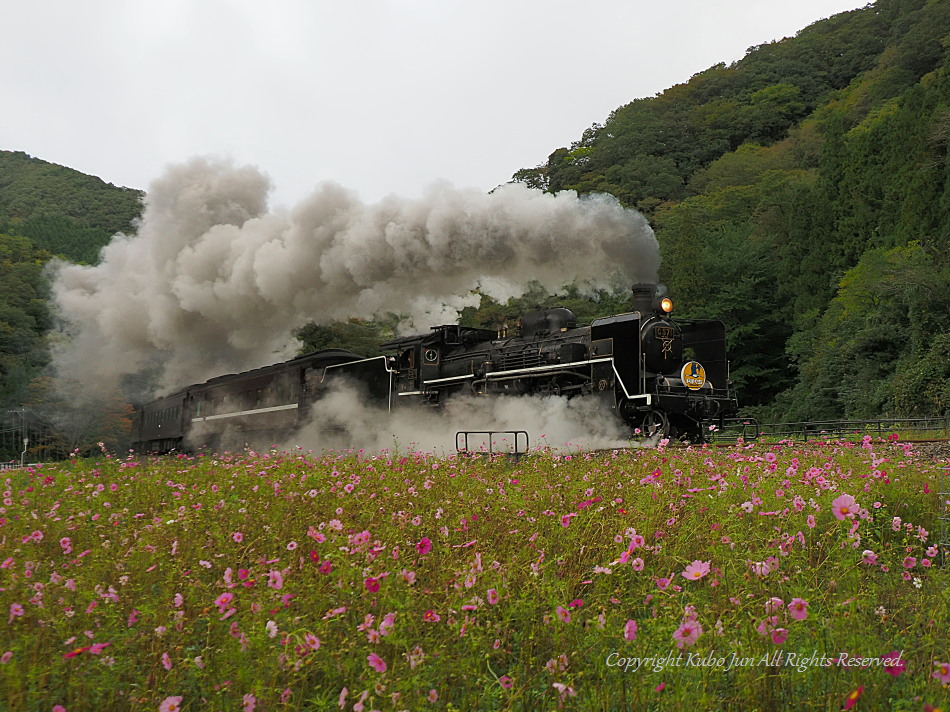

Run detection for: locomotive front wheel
[[639, 409, 670, 439]]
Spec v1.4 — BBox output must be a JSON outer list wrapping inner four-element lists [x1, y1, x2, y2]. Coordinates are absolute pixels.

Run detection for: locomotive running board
[[192, 403, 299, 423]]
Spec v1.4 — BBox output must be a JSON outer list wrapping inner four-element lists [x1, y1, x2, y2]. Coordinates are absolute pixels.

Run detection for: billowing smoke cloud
[[50, 157, 659, 399]]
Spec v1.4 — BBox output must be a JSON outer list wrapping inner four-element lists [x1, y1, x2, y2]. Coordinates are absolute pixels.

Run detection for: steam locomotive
[[130, 283, 738, 452]]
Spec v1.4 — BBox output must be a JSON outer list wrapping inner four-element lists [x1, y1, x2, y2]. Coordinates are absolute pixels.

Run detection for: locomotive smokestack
[[631, 283, 658, 316]]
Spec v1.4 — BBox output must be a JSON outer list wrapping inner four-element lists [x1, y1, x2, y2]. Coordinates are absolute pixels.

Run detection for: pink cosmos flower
[[655, 576, 672, 591], [159, 697, 183, 712], [268, 570, 283, 589], [499, 675, 513, 689], [673, 621, 702, 649], [161, 652, 172, 670], [487, 589, 500, 605], [367, 653, 387, 673], [416, 538, 432, 556], [364, 577, 380, 593], [831, 494, 859, 520], [243, 693, 257, 712], [624, 619, 638, 641], [232, 532, 243, 543], [765, 597, 784, 614], [902, 556, 917, 569], [861, 550, 878, 565], [682, 560, 710, 580], [428, 690, 438, 702], [555, 606, 571, 624], [423, 610, 440, 622], [0, 651, 11, 664], [631, 557, 645, 571], [757, 615, 780, 637], [843, 686, 863, 710], [788, 598, 808, 621], [882, 651, 906, 677], [770, 628, 789, 645], [8, 603, 24, 623], [214, 592, 234, 612]]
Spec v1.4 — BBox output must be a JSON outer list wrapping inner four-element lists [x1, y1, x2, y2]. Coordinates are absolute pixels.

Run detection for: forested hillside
[[513, 0, 950, 421], [0, 152, 143, 460]]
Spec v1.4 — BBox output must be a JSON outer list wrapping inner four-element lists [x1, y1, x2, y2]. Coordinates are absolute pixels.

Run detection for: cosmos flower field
[[1, 437, 948, 711]]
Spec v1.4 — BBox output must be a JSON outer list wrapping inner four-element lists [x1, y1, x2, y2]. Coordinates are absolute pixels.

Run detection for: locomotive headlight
[[660, 297, 673, 313]]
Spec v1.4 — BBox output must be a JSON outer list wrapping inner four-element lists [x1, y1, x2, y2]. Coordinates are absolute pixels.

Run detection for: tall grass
[[0, 437, 947, 711]]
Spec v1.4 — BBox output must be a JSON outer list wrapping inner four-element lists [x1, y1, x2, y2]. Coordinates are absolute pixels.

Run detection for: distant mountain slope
[[0, 150, 144, 263]]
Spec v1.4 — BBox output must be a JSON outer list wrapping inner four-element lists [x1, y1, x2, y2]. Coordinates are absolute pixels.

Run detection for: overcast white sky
[[3, 0, 868, 208]]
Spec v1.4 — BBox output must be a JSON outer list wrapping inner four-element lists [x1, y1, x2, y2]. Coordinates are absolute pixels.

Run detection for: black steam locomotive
[[130, 284, 737, 452]]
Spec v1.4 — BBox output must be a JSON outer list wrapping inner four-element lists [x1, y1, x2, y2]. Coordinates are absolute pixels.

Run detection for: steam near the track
[[282, 382, 633, 455], [50, 157, 659, 401]]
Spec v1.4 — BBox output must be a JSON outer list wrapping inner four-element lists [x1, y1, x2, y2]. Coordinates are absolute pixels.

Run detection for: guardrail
[[456, 430, 529, 461], [712, 416, 950, 442], [0, 462, 30, 471]]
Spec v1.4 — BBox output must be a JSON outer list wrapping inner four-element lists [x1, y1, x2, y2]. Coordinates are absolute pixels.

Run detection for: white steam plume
[[232, 382, 632, 455], [50, 157, 659, 398]]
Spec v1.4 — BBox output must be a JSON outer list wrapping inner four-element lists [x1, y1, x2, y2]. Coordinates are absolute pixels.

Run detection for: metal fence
[[712, 416, 950, 442]]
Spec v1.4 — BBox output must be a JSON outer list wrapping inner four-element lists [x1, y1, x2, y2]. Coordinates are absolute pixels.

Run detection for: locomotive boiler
[[130, 283, 738, 452]]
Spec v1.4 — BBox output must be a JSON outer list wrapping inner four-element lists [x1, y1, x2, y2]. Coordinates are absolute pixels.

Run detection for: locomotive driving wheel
[[638, 409, 670, 439]]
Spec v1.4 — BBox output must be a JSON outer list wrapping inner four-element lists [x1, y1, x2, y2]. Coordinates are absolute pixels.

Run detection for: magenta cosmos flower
[[831, 494, 859, 520], [882, 651, 906, 677]]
